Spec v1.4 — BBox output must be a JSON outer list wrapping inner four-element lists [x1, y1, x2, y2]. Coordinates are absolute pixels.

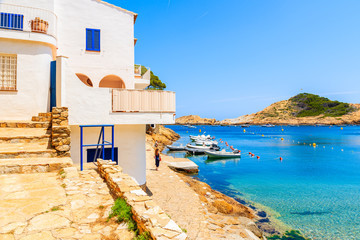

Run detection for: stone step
[[0, 157, 73, 174], [0, 128, 51, 143], [0, 121, 50, 129], [31, 116, 52, 122], [38, 112, 52, 117], [0, 142, 56, 159]]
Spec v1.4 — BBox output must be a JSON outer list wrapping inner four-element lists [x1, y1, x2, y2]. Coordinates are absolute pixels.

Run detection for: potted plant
[[30, 17, 49, 33]]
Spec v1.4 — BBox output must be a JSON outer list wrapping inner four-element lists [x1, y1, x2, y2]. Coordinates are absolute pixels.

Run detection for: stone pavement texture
[[0, 168, 134, 240], [146, 145, 263, 240]]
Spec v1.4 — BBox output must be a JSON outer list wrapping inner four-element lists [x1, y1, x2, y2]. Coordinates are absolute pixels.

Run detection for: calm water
[[165, 125, 360, 240]]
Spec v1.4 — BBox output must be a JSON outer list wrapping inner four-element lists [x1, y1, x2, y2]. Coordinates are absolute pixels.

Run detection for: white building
[[0, 0, 176, 185]]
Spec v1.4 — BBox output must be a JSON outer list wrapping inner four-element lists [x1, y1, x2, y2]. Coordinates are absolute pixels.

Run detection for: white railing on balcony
[[112, 89, 176, 113], [0, 3, 57, 38], [134, 65, 151, 81]]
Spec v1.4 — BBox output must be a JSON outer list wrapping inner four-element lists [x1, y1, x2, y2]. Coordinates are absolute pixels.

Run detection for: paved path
[[0, 169, 134, 240], [145, 147, 211, 240]]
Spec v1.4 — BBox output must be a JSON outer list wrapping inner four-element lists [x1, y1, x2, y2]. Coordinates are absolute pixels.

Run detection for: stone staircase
[[0, 112, 73, 174]]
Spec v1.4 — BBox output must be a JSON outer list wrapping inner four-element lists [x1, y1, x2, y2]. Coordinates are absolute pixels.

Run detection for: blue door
[[50, 61, 56, 110]]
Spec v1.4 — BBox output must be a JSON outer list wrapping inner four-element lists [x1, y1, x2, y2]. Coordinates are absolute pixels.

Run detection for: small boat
[[195, 140, 218, 146], [186, 144, 212, 150], [204, 149, 241, 159], [185, 147, 206, 155], [190, 134, 212, 141], [262, 124, 275, 127], [166, 145, 186, 151], [185, 125, 196, 128], [240, 124, 250, 128]]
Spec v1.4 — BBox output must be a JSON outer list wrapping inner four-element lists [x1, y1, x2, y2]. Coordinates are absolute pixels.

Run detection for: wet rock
[[257, 218, 270, 223], [257, 210, 267, 218]]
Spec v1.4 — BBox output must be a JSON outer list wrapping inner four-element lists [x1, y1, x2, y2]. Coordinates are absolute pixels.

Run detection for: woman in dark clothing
[[155, 148, 161, 171]]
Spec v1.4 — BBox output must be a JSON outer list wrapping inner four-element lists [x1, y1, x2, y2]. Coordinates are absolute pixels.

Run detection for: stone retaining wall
[[51, 107, 71, 157], [97, 159, 187, 240]]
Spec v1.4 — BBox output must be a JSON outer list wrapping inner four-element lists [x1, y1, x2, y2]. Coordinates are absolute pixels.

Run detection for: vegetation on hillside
[[135, 65, 166, 90], [290, 93, 355, 117]]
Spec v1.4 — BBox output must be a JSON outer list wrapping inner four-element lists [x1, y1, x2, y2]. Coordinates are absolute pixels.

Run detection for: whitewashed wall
[[70, 124, 147, 185], [0, 39, 53, 120], [55, 0, 135, 89], [58, 56, 175, 125], [0, 0, 54, 12]]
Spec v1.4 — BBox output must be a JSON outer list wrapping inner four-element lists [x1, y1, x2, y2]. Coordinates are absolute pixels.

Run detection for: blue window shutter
[[86, 28, 101, 51], [93, 30, 100, 51], [86, 29, 93, 50], [0, 12, 23, 30]]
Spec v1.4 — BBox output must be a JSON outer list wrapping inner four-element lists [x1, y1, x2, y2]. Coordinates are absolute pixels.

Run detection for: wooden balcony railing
[[112, 89, 176, 113]]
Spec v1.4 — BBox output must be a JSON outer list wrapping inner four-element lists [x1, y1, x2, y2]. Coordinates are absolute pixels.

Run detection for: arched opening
[[76, 73, 93, 87], [99, 75, 126, 89]]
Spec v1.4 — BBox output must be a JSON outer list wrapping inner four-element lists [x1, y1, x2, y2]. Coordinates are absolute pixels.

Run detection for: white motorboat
[[190, 134, 212, 141], [166, 144, 186, 151], [204, 149, 241, 159], [262, 124, 275, 127], [186, 144, 212, 150], [195, 140, 218, 146]]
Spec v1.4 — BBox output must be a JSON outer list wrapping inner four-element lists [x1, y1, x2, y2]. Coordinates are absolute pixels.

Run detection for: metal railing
[[112, 89, 176, 113], [134, 65, 151, 81], [0, 3, 57, 38]]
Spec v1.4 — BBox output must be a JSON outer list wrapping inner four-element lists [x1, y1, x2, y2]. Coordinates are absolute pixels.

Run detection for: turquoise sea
[[164, 125, 360, 240]]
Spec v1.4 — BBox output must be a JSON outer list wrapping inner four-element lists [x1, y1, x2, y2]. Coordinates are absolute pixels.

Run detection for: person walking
[[154, 148, 161, 171]]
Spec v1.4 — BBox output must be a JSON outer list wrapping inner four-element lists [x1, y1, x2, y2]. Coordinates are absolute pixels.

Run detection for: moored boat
[[166, 145, 186, 151], [204, 149, 241, 159]]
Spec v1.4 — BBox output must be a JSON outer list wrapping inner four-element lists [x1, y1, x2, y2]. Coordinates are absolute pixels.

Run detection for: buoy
[[262, 134, 264, 137], [199, 129, 201, 133], [249, 152, 252, 155], [313, 143, 316, 147], [280, 157, 283, 161], [281, 138, 284, 141], [243, 129, 246, 132], [341, 127, 343, 130], [282, 129, 284, 131], [257, 156, 260, 159]]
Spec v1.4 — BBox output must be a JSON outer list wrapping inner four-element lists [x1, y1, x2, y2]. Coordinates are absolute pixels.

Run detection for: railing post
[[112, 125, 114, 162], [102, 126, 105, 160], [80, 126, 83, 171]]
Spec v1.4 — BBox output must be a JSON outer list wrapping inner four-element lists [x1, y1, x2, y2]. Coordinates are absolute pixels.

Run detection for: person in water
[[155, 148, 161, 171]]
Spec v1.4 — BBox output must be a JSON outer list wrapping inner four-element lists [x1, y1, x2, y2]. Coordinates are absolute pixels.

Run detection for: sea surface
[[164, 125, 360, 240]]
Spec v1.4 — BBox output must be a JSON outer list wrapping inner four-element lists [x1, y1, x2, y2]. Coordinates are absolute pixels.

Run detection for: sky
[[109, 0, 360, 120]]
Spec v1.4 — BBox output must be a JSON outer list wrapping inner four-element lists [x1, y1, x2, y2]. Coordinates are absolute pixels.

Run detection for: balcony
[[0, 3, 57, 43], [112, 89, 176, 113], [134, 65, 150, 89]]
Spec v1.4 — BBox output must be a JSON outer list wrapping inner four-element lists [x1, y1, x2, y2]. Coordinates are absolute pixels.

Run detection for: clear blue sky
[[110, 0, 360, 120]]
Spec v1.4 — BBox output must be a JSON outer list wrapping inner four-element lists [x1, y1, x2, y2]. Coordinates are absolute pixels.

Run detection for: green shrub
[[290, 93, 354, 117], [134, 231, 151, 240], [268, 230, 310, 240], [109, 198, 138, 233]]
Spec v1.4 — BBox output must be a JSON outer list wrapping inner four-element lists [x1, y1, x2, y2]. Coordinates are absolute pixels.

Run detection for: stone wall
[[51, 107, 71, 157], [97, 159, 187, 240]]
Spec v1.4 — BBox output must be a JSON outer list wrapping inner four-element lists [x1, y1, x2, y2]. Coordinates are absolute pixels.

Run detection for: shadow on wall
[[99, 75, 125, 88], [76, 73, 93, 87]]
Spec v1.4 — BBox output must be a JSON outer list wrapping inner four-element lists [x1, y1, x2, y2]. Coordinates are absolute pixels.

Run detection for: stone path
[[0, 168, 134, 240], [145, 148, 211, 240], [146, 146, 263, 240]]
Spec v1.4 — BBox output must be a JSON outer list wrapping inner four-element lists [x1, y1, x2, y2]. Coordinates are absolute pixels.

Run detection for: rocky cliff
[[221, 93, 360, 125], [146, 125, 180, 151], [175, 115, 218, 125]]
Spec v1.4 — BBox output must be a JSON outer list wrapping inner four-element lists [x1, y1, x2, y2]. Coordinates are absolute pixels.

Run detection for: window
[[86, 28, 100, 51], [0, 54, 17, 91], [0, 13, 24, 30]]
